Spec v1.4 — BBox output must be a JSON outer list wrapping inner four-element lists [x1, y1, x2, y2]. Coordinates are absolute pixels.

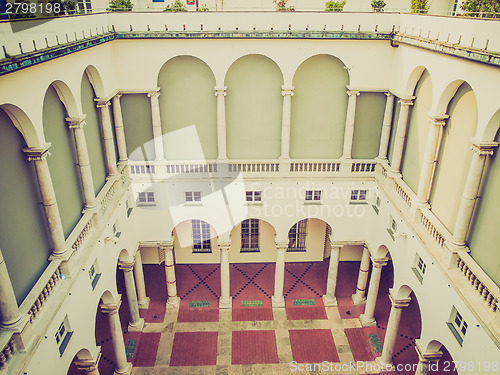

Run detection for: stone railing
[[351, 161, 376, 172], [68, 213, 94, 254], [456, 251, 500, 315], [228, 162, 279, 173], [392, 177, 413, 209], [0, 335, 17, 371], [290, 161, 340, 172], [419, 207, 447, 248], [166, 163, 217, 174]]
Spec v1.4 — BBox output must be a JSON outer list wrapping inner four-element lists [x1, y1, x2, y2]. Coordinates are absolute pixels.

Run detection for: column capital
[[66, 115, 87, 129], [275, 241, 288, 251], [330, 244, 341, 252], [214, 86, 227, 96], [100, 302, 120, 315], [74, 349, 101, 372], [346, 89, 360, 97], [371, 257, 388, 268], [399, 96, 415, 106], [281, 85, 294, 96], [159, 243, 173, 253], [218, 243, 230, 252], [113, 93, 123, 100], [389, 289, 411, 308], [95, 98, 111, 108], [22, 144, 51, 161], [471, 138, 499, 155], [118, 260, 135, 272], [385, 92, 395, 99], [147, 88, 161, 98], [428, 114, 449, 126], [414, 340, 443, 362]]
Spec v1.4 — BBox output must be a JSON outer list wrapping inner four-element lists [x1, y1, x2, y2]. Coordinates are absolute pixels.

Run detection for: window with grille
[[412, 254, 426, 283], [89, 260, 101, 290], [350, 189, 367, 202], [246, 191, 262, 203], [185, 191, 202, 203], [55, 317, 73, 356], [192, 219, 211, 253], [305, 190, 322, 202], [138, 192, 155, 206], [288, 219, 307, 252], [241, 219, 259, 252], [447, 307, 467, 345]]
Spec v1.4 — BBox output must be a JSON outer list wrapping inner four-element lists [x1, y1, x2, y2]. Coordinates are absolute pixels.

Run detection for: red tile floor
[[67, 259, 456, 375]]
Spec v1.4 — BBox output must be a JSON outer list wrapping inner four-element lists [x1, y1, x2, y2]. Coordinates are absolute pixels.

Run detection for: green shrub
[[164, 0, 187, 12], [108, 0, 133, 11], [325, 0, 346, 12], [198, 3, 209, 11], [461, 0, 500, 18], [371, 0, 386, 11], [410, 0, 429, 14]]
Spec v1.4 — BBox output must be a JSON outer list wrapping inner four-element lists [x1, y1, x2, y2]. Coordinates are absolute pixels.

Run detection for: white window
[[192, 219, 211, 253], [138, 192, 155, 206], [89, 260, 101, 290], [305, 190, 322, 202], [412, 254, 426, 283], [113, 220, 121, 238], [126, 200, 133, 218], [448, 307, 467, 345], [185, 191, 202, 203], [387, 216, 397, 240], [288, 219, 307, 252], [241, 219, 259, 252], [245, 191, 262, 203], [55, 316, 73, 356], [373, 195, 381, 214], [350, 189, 367, 201]]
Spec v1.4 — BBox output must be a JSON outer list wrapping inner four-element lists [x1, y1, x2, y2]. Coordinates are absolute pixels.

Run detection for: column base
[[375, 356, 394, 371], [359, 313, 377, 327], [219, 298, 233, 309], [167, 297, 180, 308], [127, 318, 145, 332], [352, 293, 367, 305], [113, 362, 132, 375], [138, 297, 150, 310], [271, 296, 285, 308], [322, 295, 337, 307], [278, 155, 290, 160], [217, 156, 228, 161]]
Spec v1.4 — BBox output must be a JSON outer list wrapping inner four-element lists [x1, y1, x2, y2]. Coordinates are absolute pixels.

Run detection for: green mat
[[369, 333, 383, 353], [189, 301, 211, 307], [241, 300, 263, 307], [125, 339, 137, 359], [293, 299, 315, 306]]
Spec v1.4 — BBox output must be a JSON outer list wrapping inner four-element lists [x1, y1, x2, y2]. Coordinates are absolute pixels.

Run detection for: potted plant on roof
[[371, 0, 386, 12], [273, 0, 295, 11]]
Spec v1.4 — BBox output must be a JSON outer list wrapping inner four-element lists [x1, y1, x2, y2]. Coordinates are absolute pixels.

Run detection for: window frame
[[304, 189, 322, 204], [137, 191, 156, 206], [185, 191, 202, 204], [350, 189, 368, 205], [447, 306, 467, 346], [192, 219, 212, 253], [287, 219, 308, 252], [55, 317, 73, 356], [241, 219, 259, 252], [245, 191, 263, 204]]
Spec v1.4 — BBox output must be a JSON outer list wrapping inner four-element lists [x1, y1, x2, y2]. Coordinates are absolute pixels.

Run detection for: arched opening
[[426, 340, 458, 375]]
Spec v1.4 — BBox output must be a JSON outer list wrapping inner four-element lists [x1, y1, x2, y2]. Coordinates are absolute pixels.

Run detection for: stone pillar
[[133, 251, 150, 309], [415, 115, 448, 203], [377, 93, 395, 160], [100, 302, 132, 375], [322, 246, 340, 307], [359, 257, 387, 327], [414, 340, 443, 375], [342, 89, 360, 159], [164, 245, 180, 306], [378, 291, 411, 368], [272, 243, 287, 308], [215, 86, 228, 160], [148, 90, 165, 161], [23, 146, 67, 256], [390, 97, 415, 174], [452, 139, 498, 247], [219, 244, 232, 308], [0, 247, 21, 328], [352, 245, 371, 305], [280, 85, 294, 159], [118, 261, 144, 332], [74, 348, 101, 375], [96, 100, 118, 176], [66, 116, 96, 210], [112, 94, 128, 163]]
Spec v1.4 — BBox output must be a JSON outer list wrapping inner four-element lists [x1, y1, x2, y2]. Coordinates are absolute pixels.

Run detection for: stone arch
[[286, 218, 331, 258], [0, 103, 43, 147], [435, 79, 470, 115], [172, 218, 219, 254], [480, 106, 500, 141], [228, 218, 277, 262], [66, 348, 97, 375], [158, 55, 217, 160], [118, 248, 133, 263], [99, 290, 115, 305], [82, 65, 105, 98], [396, 284, 413, 299], [47, 80, 79, 118], [404, 65, 427, 97], [290, 54, 349, 159], [374, 244, 389, 259], [426, 339, 444, 353], [224, 54, 284, 159]]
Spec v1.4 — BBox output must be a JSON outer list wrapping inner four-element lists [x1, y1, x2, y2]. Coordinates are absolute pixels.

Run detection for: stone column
[[118, 261, 144, 332], [215, 86, 228, 160], [148, 90, 165, 161], [452, 139, 498, 247], [164, 245, 180, 306], [23, 146, 67, 256], [219, 244, 232, 308], [280, 85, 294, 159], [0, 247, 21, 328], [342, 89, 360, 159], [100, 302, 132, 375], [390, 97, 415, 174], [415, 115, 448, 203], [133, 251, 150, 309], [74, 348, 101, 375], [322, 246, 340, 307], [378, 291, 411, 367], [272, 243, 287, 308], [95, 100, 118, 176], [360, 257, 387, 327], [377, 93, 395, 160], [352, 245, 371, 305], [112, 94, 128, 163], [414, 340, 442, 375], [66, 116, 96, 210]]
